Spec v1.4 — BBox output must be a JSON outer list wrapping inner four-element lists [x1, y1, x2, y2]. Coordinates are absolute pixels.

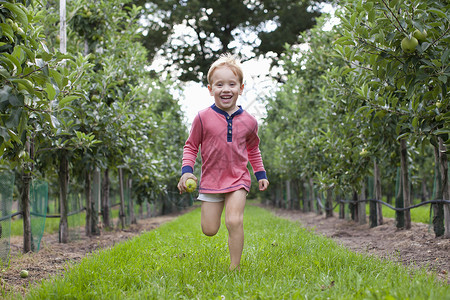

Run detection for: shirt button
[[228, 130, 232, 134]]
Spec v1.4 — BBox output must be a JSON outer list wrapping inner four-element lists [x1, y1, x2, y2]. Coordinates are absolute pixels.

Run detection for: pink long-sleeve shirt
[[182, 104, 267, 193]]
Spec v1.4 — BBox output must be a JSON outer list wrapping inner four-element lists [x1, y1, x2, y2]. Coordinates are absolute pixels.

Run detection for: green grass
[[16, 205, 448, 300]]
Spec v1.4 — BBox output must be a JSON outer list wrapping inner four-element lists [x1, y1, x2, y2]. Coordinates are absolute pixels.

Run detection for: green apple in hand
[[185, 178, 197, 193]]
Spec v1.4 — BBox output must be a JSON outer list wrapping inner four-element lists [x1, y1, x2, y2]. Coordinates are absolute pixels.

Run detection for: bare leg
[[201, 201, 224, 236], [224, 189, 247, 270]]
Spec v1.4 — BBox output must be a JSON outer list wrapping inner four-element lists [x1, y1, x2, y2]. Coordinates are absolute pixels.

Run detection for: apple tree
[[334, 0, 449, 235]]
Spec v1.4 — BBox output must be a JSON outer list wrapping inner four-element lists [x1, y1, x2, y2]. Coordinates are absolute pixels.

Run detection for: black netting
[[0, 172, 14, 266]]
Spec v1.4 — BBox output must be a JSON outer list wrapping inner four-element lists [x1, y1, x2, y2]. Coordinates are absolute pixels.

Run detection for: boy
[[177, 53, 269, 271]]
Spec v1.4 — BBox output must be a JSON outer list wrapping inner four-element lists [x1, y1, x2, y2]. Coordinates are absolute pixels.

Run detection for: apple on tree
[[413, 29, 427, 41], [401, 36, 418, 53]]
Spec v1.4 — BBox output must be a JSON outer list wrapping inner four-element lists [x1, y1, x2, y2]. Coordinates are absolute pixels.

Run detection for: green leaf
[[374, 110, 387, 119], [18, 45, 35, 61], [10, 78, 34, 94], [434, 128, 450, 135], [389, 0, 399, 8], [2, 53, 22, 74], [44, 82, 56, 100], [438, 75, 447, 84], [0, 23, 14, 42], [59, 95, 79, 108], [412, 117, 418, 128], [1, 2, 28, 27], [8, 94, 22, 106], [428, 9, 447, 19], [5, 107, 22, 128]]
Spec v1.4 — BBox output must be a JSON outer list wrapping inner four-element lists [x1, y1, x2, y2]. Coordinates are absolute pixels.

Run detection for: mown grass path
[[21, 205, 449, 299]]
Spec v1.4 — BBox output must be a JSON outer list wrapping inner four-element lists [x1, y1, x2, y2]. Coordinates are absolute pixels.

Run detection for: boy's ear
[[239, 84, 244, 95], [208, 84, 213, 95]]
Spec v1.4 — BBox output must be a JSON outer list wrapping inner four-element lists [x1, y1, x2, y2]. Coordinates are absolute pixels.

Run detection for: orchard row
[[0, 0, 187, 250], [259, 0, 449, 236]]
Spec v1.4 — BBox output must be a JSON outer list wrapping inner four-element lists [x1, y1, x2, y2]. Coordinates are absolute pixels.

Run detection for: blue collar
[[211, 104, 243, 118]]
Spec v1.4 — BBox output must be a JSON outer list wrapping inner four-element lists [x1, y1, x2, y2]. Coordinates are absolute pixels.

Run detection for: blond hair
[[207, 53, 244, 85]]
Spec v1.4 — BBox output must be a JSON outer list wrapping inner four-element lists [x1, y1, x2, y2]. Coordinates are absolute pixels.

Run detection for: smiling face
[[208, 66, 244, 115]]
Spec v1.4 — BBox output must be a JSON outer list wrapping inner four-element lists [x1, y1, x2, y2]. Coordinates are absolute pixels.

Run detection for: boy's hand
[[258, 179, 269, 191], [177, 173, 198, 194]]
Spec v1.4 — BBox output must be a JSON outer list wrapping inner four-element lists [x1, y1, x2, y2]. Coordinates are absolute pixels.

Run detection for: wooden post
[[59, 0, 66, 54], [118, 168, 126, 229], [400, 139, 411, 229]]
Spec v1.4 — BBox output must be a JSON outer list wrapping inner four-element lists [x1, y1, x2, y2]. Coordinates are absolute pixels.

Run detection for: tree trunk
[[359, 183, 366, 225], [85, 171, 100, 236], [146, 200, 151, 218], [400, 139, 411, 229], [373, 160, 383, 227], [432, 144, 444, 236], [325, 187, 333, 218], [286, 179, 292, 210], [128, 178, 137, 225], [395, 167, 405, 229], [118, 168, 126, 229], [20, 174, 31, 253], [20, 140, 33, 252], [420, 180, 428, 202], [85, 171, 92, 236], [438, 137, 450, 238], [350, 190, 358, 222], [101, 168, 111, 229], [139, 203, 143, 219], [338, 194, 345, 219], [308, 178, 315, 213], [92, 169, 101, 235], [58, 151, 69, 243]]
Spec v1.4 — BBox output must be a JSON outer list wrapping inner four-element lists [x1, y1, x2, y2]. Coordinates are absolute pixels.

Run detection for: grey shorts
[[197, 193, 226, 202]]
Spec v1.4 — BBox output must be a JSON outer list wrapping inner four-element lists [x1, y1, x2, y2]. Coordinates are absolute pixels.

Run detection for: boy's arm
[[179, 114, 202, 193], [247, 124, 269, 190]]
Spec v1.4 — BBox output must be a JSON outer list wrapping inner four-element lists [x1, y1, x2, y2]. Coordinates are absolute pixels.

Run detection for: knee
[[202, 224, 220, 236], [225, 215, 243, 231]]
